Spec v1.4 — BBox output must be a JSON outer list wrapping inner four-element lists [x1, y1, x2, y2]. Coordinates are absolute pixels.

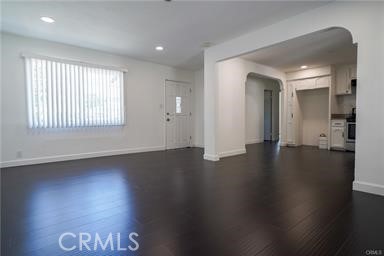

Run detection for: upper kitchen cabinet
[[294, 76, 331, 91], [315, 76, 332, 89], [335, 64, 357, 95], [349, 65, 357, 79]]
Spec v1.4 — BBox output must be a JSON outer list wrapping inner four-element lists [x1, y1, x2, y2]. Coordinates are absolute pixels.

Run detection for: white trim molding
[[353, 181, 384, 197], [246, 139, 264, 145], [0, 146, 165, 168], [219, 148, 247, 158], [203, 154, 220, 161]]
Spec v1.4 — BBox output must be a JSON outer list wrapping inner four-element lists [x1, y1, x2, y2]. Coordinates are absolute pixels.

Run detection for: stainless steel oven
[[345, 121, 355, 151]]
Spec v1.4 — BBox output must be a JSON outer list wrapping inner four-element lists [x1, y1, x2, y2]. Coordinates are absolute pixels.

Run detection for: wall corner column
[[203, 53, 220, 161]]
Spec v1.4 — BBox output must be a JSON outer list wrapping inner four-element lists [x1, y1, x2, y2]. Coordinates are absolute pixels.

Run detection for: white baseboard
[[203, 153, 220, 161], [0, 145, 166, 168], [353, 181, 384, 197], [246, 139, 264, 145], [219, 148, 247, 158]]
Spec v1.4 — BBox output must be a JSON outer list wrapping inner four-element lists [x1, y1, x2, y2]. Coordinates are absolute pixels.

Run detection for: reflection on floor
[[2, 143, 384, 256]]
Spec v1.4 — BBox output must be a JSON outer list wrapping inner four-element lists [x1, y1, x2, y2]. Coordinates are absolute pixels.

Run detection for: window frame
[[22, 53, 127, 129]]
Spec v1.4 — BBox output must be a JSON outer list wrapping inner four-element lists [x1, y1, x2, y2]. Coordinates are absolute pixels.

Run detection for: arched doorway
[[245, 73, 282, 145]]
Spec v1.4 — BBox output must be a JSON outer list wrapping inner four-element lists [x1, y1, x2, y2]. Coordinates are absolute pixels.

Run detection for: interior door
[[264, 90, 273, 141], [165, 81, 192, 149]]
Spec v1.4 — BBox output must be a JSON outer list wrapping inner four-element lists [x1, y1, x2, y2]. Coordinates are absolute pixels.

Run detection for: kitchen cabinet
[[336, 64, 356, 95], [294, 79, 314, 91], [330, 120, 345, 149], [294, 76, 331, 91], [331, 127, 345, 149], [315, 76, 331, 89], [349, 65, 357, 79]]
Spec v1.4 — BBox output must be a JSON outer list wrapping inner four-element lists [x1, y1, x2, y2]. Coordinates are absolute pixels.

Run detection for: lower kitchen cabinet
[[330, 120, 346, 149]]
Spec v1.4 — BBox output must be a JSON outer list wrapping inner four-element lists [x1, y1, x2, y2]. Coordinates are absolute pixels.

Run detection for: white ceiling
[[242, 27, 357, 72], [1, 1, 331, 70]]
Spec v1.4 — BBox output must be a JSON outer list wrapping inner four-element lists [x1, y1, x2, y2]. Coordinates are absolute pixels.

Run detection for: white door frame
[[164, 79, 192, 150]]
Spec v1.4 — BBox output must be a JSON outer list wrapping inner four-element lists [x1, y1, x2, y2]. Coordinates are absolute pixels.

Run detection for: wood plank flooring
[[1, 143, 384, 255]]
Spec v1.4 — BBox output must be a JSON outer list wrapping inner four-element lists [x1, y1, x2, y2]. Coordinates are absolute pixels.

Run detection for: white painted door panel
[[166, 81, 191, 149], [166, 83, 177, 149]]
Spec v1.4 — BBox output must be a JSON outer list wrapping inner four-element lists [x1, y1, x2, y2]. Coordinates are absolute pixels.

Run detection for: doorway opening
[[165, 80, 192, 150], [240, 27, 357, 152], [245, 74, 281, 145]]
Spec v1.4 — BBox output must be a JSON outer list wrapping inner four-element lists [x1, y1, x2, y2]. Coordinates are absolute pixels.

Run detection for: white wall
[[0, 33, 194, 167], [217, 58, 246, 157], [297, 88, 329, 146], [193, 69, 204, 147], [204, 2, 384, 196], [245, 76, 280, 144]]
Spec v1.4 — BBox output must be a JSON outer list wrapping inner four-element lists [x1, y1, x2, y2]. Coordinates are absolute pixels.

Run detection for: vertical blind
[[24, 56, 125, 128]]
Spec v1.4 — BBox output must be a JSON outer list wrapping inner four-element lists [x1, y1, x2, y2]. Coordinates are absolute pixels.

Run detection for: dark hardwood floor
[[2, 143, 384, 256]]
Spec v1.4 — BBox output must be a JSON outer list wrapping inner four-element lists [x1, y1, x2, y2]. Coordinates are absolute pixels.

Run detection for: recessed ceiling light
[[300, 65, 308, 69], [40, 16, 55, 23], [155, 46, 164, 51]]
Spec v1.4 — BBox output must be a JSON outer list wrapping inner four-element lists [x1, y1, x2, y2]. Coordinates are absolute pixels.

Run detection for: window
[[24, 56, 125, 128], [176, 96, 182, 114]]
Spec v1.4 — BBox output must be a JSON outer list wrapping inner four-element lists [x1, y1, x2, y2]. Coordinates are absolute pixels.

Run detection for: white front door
[[165, 81, 192, 149]]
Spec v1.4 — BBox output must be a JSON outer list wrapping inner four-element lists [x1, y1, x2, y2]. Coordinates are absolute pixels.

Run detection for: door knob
[[166, 118, 170, 122], [166, 112, 170, 115]]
